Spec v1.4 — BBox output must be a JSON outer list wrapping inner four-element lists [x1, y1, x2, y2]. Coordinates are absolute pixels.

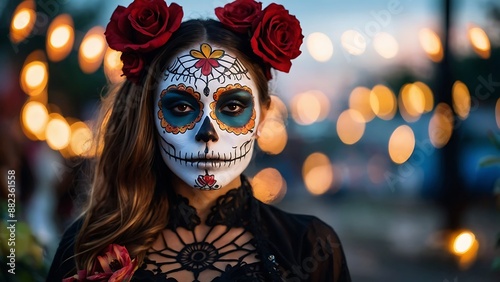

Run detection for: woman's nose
[[195, 116, 219, 142]]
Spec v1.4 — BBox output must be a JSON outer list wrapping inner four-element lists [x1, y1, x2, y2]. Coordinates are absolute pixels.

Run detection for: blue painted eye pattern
[[157, 84, 203, 134], [210, 84, 256, 135]]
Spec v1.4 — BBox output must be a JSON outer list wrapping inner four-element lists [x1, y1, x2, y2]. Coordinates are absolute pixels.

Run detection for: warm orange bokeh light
[[370, 84, 397, 120], [69, 121, 93, 157], [349, 86, 375, 122], [373, 32, 399, 59], [419, 28, 443, 62], [47, 14, 74, 62], [291, 90, 330, 125], [21, 101, 49, 140], [449, 230, 479, 270], [104, 47, 125, 84], [20, 51, 48, 96], [302, 152, 334, 195], [10, 1, 36, 43], [388, 125, 415, 164], [468, 25, 491, 59], [307, 32, 334, 62], [257, 118, 288, 155], [452, 81, 471, 120], [413, 81, 434, 113], [399, 83, 425, 122], [429, 103, 454, 148], [336, 109, 365, 145], [79, 26, 107, 74], [252, 168, 287, 204], [45, 114, 71, 150]]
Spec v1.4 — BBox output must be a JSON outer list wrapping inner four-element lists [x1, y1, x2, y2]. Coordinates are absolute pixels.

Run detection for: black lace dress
[[46, 176, 351, 281]]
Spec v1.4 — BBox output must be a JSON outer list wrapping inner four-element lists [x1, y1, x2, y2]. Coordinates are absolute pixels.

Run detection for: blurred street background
[[1, 0, 499, 281]]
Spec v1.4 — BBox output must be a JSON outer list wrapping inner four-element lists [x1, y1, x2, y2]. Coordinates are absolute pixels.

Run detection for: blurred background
[[1, 0, 499, 281]]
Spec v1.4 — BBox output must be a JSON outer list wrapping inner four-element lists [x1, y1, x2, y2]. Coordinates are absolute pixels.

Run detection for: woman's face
[[154, 42, 261, 190]]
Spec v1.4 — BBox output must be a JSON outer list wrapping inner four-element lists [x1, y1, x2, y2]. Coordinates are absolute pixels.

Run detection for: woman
[[47, 0, 351, 281]]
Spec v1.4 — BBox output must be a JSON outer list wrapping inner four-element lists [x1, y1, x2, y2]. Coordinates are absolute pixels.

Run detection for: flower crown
[[104, 0, 303, 83]]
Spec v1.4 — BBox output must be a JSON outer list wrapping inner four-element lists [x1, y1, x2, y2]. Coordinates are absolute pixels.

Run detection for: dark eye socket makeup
[[217, 89, 253, 116], [162, 90, 200, 116]]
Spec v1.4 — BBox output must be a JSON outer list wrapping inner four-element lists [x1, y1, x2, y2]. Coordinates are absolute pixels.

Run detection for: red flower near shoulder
[[105, 0, 183, 53], [215, 0, 263, 33], [63, 244, 138, 282], [250, 3, 303, 78]]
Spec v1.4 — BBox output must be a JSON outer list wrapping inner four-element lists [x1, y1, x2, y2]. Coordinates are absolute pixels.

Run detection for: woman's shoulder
[[256, 200, 338, 238], [45, 217, 84, 281]]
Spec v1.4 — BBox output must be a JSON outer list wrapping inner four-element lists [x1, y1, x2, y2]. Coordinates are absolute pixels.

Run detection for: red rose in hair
[[250, 3, 303, 77], [105, 0, 183, 53], [215, 0, 262, 33], [120, 52, 145, 83]]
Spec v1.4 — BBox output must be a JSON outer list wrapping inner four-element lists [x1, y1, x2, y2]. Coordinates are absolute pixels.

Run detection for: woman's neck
[[172, 175, 242, 223]]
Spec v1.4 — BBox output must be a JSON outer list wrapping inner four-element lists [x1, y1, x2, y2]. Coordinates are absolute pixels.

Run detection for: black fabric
[[46, 176, 351, 281]]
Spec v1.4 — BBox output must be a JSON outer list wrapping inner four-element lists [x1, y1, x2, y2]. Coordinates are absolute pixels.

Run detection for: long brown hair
[[74, 19, 271, 272]]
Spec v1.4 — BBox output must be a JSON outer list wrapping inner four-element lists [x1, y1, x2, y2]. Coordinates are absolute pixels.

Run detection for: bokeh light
[[252, 168, 287, 204], [104, 47, 125, 84], [291, 90, 330, 125], [336, 109, 365, 145], [429, 103, 454, 148], [452, 231, 475, 255], [302, 152, 334, 195], [79, 26, 107, 74], [373, 32, 399, 59], [306, 32, 334, 62], [452, 81, 471, 120], [419, 28, 443, 62], [21, 101, 49, 140], [257, 118, 288, 155], [69, 121, 93, 157], [341, 30, 366, 56], [20, 51, 48, 96], [47, 14, 74, 62], [413, 81, 434, 113], [467, 25, 491, 59], [45, 114, 71, 150], [370, 84, 397, 120], [349, 86, 375, 122], [399, 83, 425, 122], [10, 1, 36, 43], [388, 125, 415, 164], [450, 230, 479, 270]]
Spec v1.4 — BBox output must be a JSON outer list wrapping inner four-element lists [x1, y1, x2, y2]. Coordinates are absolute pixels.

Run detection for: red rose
[[105, 0, 183, 53], [63, 244, 138, 282], [250, 3, 303, 76], [215, 0, 262, 33], [120, 52, 144, 83]]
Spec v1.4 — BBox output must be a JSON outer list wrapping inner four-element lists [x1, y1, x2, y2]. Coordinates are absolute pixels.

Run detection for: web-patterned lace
[[132, 184, 271, 282]]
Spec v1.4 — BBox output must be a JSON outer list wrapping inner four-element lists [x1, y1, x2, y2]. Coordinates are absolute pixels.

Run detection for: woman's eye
[[221, 102, 245, 115], [170, 104, 194, 114]]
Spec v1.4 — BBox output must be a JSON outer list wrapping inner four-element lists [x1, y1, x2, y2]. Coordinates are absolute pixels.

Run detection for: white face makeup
[[155, 43, 261, 190]]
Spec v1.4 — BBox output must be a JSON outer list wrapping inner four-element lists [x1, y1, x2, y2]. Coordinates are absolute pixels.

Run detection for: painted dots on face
[[158, 84, 203, 134], [209, 84, 256, 135]]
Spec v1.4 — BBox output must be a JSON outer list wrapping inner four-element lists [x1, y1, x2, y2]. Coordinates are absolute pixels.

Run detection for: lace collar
[[166, 175, 253, 230]]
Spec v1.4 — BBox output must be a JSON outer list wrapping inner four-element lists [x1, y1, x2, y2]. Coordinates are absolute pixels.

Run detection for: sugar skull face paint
[[155, 43, 261, 190]]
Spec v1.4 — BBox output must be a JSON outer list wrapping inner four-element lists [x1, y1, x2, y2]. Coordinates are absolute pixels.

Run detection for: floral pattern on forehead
[[163, 43, 250, 97]]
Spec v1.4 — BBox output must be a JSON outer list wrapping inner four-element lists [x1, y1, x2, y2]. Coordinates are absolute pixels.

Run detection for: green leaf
[[479, 157, 500, 167]]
